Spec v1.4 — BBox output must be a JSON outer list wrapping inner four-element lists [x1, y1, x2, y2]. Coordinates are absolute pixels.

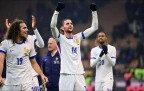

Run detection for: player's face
[[48, 38, 57, 52], [97, 32, 107, 45], [19, 23, 28, 39], [63, 19, 74, 33]]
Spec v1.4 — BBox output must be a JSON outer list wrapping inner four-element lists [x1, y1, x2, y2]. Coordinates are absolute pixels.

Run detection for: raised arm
[[83, 3, 98, 38], [5, 19, 11, 30], [50, 2, 65, 38], [32, 15, 44, 48]]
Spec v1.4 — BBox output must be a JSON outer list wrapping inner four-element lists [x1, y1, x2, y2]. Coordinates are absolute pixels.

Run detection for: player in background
[[90, 31, 116, 91], [0, 18, 48, 91], [5, 16, 44, 91], [50, 2, 98, 91]]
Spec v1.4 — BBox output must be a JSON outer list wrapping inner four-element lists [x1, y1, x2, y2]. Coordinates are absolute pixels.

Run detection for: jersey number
[[72, 47, 77, 54], [100, 60, 104, 65], [17, 58, 23, 65]]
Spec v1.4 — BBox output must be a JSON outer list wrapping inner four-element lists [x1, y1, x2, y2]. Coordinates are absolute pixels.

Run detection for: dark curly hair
[[6, 18, 25, 44]]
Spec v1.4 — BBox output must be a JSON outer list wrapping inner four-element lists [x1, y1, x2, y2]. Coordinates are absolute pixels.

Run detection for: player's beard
[[19, 33, 27, 42], [98, 40, 104, 45], [65, 29, 73, 33]]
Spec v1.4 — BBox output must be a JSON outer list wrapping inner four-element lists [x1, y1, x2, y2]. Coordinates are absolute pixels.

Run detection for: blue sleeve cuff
[[111, 56, 116, 58], [81, 32, 85, 39], [58, 33, 60, 38], [91, 57, 96, 59], [34, 39, 37, 43], [0, 50, 6, 54], [29, 55, 36, 59]]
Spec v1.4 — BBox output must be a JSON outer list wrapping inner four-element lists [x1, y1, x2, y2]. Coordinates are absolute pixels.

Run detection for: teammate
[[50, 2, 98, 91], [5, 16, 44, 91], [90, 31, 116, 91], [0, 18, 48, 91]]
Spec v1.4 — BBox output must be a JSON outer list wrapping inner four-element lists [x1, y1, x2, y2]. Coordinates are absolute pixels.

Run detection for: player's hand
[[5, 19, 11, 30], [99, 50, 104, 57], [41, 74, 48, 83], [32, 15, 36, 30], [90, 3, 97, 11], [0, 76, 4, 87], [56, 2, 65, 12], [102, 45, 108, 54]]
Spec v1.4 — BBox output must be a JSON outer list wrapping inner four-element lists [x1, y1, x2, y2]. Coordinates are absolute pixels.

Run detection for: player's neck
[[64, 33, 73, 38], [16, 36, 23, 43], [99, 43, 107, 47]]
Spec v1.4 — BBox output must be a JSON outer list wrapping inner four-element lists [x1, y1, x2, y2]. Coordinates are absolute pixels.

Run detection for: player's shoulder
[[1, 39, 11, 44], [27, 35, 35, 41], [74, 32, 81, 37], [108, 44, 116, 49], [91, 46, 99, 51], [1, 39, 7, 43], [27, 35, 35, 39], [0, 39, 13, 49]]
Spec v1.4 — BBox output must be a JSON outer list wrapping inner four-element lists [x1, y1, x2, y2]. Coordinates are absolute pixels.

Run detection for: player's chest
[[65, 38, 80, 47], [7, 44, 31, 56]]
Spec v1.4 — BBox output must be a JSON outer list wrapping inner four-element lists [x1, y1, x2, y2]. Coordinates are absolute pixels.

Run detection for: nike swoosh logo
[[10, 50, 14, 52]]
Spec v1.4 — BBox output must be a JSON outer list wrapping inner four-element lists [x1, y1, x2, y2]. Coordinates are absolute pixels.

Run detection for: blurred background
[[0, 0, 144, 91]]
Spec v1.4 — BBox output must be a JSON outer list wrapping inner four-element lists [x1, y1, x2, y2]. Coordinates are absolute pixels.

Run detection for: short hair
[[6, 18, 25, 44], [60, 19, 71, 35], [61, 19, 71, 26], [95, 31, 108, 46]]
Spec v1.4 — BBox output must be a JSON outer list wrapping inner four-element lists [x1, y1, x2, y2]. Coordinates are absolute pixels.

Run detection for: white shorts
[[95, 81, 113, 91], [32, 76, 39, 91], [2, 83, 32, 91], [59, 74, 87, 91]]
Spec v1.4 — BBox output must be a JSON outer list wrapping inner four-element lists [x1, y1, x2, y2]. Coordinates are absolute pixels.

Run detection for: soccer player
[[50, 2, 98, 91], [5, 16, 44, 90], [0, 18, 48, 91], [90, 31, 116, 91]]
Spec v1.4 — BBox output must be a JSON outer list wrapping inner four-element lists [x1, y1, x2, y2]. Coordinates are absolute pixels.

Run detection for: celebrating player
[[0, 18, 48, 91], [5, 16, 44, 90], [90, 31, 116, 91], [50, 2, 98, 91]]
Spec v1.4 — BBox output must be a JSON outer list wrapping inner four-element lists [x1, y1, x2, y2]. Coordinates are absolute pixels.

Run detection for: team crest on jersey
[[24, 47, 29, 56], [73, 39, 79, 45], [55, 57, 59, 61]]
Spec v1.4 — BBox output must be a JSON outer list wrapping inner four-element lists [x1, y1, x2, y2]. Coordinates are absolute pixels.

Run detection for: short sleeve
[[0, 40, 7, 54]]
